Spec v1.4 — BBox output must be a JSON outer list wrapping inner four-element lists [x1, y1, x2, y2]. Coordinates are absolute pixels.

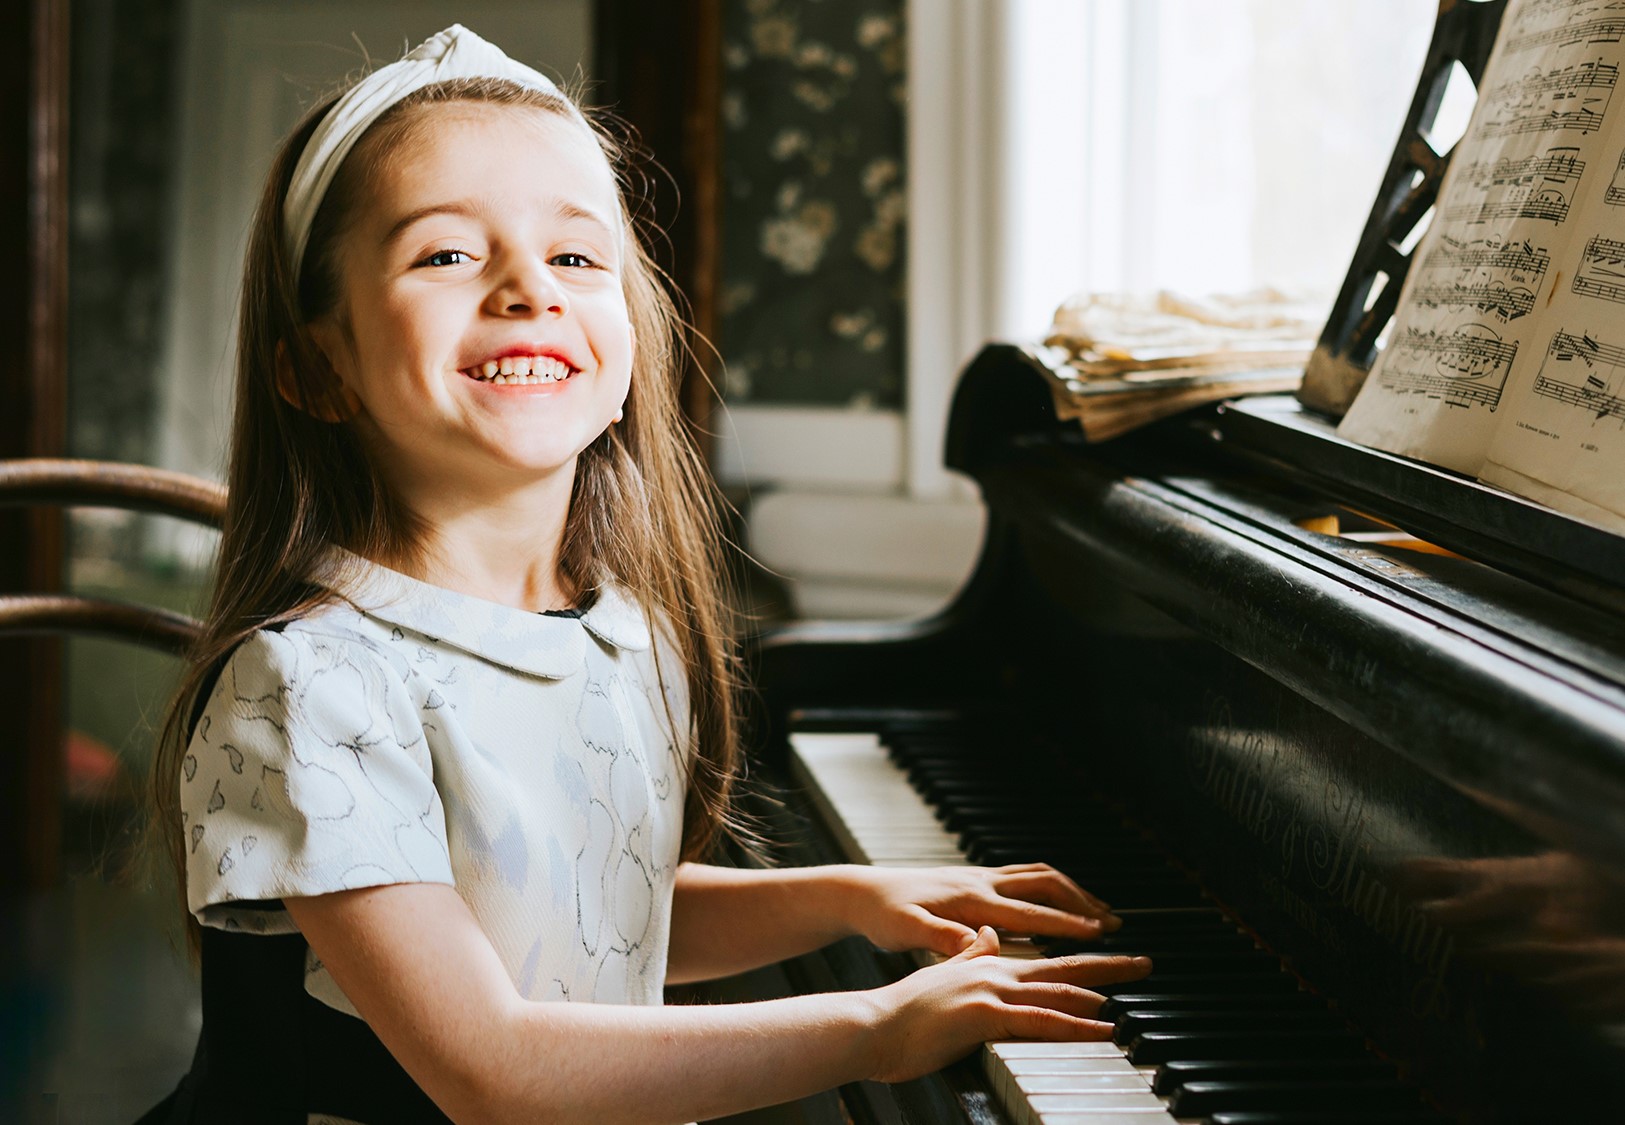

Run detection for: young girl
[[144, 25, 1147, 1124]]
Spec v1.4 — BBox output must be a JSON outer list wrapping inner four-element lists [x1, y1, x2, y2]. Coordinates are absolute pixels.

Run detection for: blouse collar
[[312, 549, 652, 679]]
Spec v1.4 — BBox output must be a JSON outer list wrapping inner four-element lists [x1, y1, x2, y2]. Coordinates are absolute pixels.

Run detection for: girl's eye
[[420, 249, 469, 268], [552, 252, 597, 269]]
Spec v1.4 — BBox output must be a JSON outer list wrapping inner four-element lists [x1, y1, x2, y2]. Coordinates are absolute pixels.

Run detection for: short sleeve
[[181, 627, 455, 934]]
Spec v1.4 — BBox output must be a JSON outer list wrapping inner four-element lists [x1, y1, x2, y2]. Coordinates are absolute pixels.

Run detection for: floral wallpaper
[[719, 0, 907, 408]]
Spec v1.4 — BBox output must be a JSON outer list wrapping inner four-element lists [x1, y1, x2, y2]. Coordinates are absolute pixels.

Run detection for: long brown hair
[[151, 77, 743, 956]]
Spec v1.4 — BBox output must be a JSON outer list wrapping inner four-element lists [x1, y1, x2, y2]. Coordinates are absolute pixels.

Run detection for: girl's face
[[310, 102, 633, 505]]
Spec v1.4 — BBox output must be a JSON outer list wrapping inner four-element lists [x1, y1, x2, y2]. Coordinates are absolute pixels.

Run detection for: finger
[[994, 870, 1113, 917], [980, 899, 1113, 941], [1023, 953, 1152, 987], [950, 925, 1002, 962], [1006, 982, 1109, 1019], [1001, 1006, 1115, 1043], [906, 904, 977, 956]]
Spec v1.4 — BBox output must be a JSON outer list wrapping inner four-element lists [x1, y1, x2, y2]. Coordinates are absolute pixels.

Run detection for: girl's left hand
[[837, 863, 1120, 956]]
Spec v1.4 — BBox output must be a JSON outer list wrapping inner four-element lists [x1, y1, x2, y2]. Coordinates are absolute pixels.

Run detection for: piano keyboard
[[788, 725, 1448, 1125]]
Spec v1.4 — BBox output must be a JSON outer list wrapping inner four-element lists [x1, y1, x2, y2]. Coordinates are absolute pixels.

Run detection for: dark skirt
[[136, 928, 452, 1124]]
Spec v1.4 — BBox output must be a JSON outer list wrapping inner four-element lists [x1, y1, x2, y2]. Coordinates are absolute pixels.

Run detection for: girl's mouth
[[461, 354, 579, 386]]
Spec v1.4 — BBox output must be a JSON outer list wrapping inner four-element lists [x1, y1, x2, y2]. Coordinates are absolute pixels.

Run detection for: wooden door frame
[[594, 0, 721, 446], [1, 0, 69, 892]]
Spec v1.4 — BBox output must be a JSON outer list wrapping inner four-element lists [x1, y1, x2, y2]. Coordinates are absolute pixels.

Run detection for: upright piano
[[740, 4, 1625, 1122]]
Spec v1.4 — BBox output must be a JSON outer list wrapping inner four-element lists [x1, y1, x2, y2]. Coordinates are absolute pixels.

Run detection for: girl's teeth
[[468, 357, 575, 384]]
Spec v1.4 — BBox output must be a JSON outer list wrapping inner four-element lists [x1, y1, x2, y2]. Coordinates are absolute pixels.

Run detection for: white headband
[[282, 24, 579, 273]]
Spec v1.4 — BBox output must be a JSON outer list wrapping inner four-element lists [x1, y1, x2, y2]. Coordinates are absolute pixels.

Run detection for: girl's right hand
[[868, 926, 1152, 1084]]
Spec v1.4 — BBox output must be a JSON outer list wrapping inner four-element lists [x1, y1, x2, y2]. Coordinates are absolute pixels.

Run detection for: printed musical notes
[[1415, 235, 1549, 321], [1505, 16, 1625, 55], [1573, 236, 1625, 303], [1375, 327, 1517, 410], [1534, 329, 1625, 421], [1445, 148, 1584, 223], [1341, 0, 1625, 529], [1479, 59, 1617, 138]]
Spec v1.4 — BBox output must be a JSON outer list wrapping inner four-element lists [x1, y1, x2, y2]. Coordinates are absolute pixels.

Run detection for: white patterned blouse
[[181, 551, 691, 1023]]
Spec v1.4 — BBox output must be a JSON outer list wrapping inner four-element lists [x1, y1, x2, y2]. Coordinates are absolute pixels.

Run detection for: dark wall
[[67, 0, 186, 468]]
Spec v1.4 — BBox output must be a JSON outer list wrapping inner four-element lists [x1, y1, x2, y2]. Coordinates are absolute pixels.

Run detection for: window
[[908, 0, 1470, 495]]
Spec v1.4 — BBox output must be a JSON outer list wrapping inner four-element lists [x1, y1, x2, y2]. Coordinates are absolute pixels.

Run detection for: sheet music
[[1480, 288, 1625, 531], [1338, 0, 1625, 531]]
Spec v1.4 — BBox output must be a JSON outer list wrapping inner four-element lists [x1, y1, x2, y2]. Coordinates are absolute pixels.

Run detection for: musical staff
[[1376, 327, 1517, 410], [1445, 147, 1584, 224], [1414, 282, 1538, 320], [1609, 149, 1625, 204], [1414, 236, 1549, 323], [1573, 235, 1625, 303], [1532, 329, 1625, 423], [1423, 236, 1552, 277], [1507, 17, 1625, 55], [1513, 0, 1616, 20], [1443, 193, 1572, 222], [1480, 60, 1617, 138]]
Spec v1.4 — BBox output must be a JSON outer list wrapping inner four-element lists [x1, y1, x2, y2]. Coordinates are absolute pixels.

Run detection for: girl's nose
[[488, 256, 567, 318]]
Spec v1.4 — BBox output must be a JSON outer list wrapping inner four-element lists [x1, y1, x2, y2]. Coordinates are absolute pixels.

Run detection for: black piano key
[[1113, 1009, 1346, 1045], [1208, 1113, 1446, 1125], [857, 721, 1456, 1120], [964, 836, 1160, 857], [941, 803, 1121, 830], [1097, 991, 1322, 1022], [1095, 971, 1301, 996], [1127, 1029, 1368, 1064], [964, 841, 1166, 864], [1091, 918, 1242, 936], [1038, 880, 1208, 908], [1113, 906, 1228, 920], [1153, 1057, 1400, 1097], [955, 822, 1163, 838], [1171, 1080, 1424, 1116], [1087, 930, 1256, 952]]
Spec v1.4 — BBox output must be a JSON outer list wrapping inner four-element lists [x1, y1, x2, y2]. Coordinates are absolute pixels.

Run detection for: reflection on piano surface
[[744, 345, 1625, 1125]]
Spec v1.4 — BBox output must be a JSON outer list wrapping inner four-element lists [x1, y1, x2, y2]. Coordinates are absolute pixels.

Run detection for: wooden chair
[[2, 458, 226, 1120], [0, 457, 226, 653]]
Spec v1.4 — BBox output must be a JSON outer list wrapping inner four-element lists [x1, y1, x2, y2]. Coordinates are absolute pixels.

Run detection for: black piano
[[738, 3, 1625, 1122]]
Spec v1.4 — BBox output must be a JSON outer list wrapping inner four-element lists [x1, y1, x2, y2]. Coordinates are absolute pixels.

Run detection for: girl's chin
[[466, 445, 595, 480]]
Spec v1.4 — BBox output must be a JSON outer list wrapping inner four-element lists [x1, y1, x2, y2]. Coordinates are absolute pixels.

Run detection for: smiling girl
[[143, 26, 1147, 1124]]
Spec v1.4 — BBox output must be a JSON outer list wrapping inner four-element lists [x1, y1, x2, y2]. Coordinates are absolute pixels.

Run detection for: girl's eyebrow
[[383, 201, 481, 247], [554, 200, 619, 241], [381, 200, 618, 248]]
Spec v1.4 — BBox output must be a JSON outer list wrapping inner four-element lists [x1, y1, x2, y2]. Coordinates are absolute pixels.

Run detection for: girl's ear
[[275, 336, 361, 423]]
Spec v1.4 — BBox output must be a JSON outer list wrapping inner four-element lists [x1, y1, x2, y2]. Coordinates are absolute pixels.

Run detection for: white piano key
[[990, 1042, 1129, 1059], [1004, 1057, 1145, 1077], [1013, 1075, 1151, 1093], [1027, 1092, 1169, 1112]]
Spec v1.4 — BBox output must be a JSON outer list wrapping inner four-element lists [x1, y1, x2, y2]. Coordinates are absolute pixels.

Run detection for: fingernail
[[1102, 913, 1123, 932], [1131, 956, 1152, 969]]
